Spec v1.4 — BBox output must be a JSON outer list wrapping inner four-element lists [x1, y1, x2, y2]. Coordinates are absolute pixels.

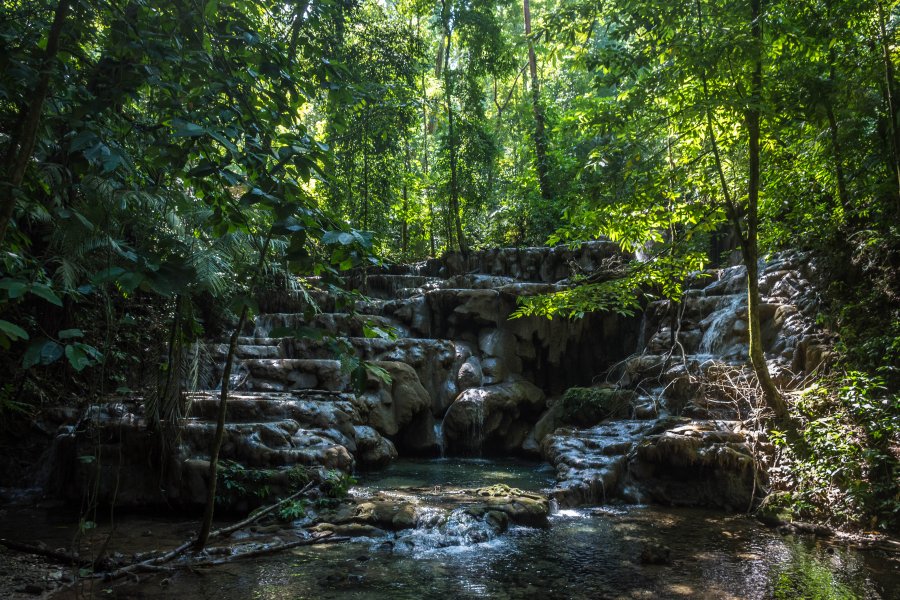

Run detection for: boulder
[[457, 356, 484, 391], [542, 420, 657, 507], [353, 426, 398, 469], [442, 379, 545, 454], [465, 484, 550, 527], [359, 361, 436, 453], [627, 422, 756, 510]]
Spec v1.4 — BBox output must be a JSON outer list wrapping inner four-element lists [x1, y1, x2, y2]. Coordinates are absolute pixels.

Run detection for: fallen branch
[[209, 481, 315, 540], [89, 482, 319, 581], [190, 532, 350, 568], [0, 538, 86, 566]]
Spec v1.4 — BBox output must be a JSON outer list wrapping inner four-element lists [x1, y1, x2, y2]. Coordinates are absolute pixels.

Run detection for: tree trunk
[[698, 0, 785, 420], [877, 0, 900, 201], [440, 1, 466, 253], [824, 99, 850, 211], [195, 234, 272, 550], [420, 31, 436, 257], [523, 0, 552, 201], [194, 303, 248, 550], [745, 0, 787, 420], [402, 141, 410, 257], [362, 119, 369, 231], [0, 0, 71, 247]]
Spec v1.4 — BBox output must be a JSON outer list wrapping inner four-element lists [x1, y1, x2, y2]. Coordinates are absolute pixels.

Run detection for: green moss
[[559, 387, 633, 427]]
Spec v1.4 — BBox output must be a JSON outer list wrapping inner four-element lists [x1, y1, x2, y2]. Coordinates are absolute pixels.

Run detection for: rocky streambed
[[4, 244, 897, 597], [2, 458, 896, 599]]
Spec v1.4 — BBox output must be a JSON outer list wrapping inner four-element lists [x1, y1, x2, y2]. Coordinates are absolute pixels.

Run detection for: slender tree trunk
[[362, 120, 369, 231], [824, 100, 850, 211], [877, 0, 900, 201], [402, 141, 410, 257], [420, 34, 436, 257], [440, 1, 466, 253], [523, 0, 552, 201], [697, 0, 785, 420], [745, 0, 786, 420], [195, 234, 272, 550], [420, 40, 436, 256], [0, 0, 71, 247]]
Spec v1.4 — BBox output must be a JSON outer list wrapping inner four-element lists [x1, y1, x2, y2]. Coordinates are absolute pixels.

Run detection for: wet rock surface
[[43, 247, 832, 515], [539, 251, 829, 511]]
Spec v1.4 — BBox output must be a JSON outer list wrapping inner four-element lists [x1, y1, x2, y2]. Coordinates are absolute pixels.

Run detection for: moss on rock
[[559, 387, 634, 427]]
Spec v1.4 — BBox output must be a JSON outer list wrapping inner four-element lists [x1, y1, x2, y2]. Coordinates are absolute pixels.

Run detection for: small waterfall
[[390, 507, 498, 553], [635, 313, 648, 354], [698, 294, 744, 357], [434, 421, 445, 458], [252, 314, 298, 338], [470, 398, 485, 456]]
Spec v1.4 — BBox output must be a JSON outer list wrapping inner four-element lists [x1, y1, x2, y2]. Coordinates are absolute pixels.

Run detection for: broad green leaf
[[65, 343, 101, 372], [0, 319, 29, 341], [23, 339, 63, 368], [172, 118, 206, 138], [0, 278, 28, 299], [28, 284, 63, 307], [323, 231, 355, 246]]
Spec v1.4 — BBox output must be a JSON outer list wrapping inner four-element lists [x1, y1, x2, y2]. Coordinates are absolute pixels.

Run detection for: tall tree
[[523, 0, 552, 200]]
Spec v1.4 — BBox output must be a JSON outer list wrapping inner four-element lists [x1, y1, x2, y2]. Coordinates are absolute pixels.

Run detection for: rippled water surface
[[33, 459, 900, 599]]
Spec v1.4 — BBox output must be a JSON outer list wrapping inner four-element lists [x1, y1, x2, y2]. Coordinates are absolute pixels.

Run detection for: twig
[[88, 481, 316, 581], [209, 481, 315, 539], [189, 533, 350, 568]]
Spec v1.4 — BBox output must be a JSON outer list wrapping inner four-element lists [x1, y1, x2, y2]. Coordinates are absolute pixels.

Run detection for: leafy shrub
[[770, 372, 899, 530]]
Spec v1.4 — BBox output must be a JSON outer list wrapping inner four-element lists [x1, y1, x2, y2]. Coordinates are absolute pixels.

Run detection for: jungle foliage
[[1, 0, 898, 529]]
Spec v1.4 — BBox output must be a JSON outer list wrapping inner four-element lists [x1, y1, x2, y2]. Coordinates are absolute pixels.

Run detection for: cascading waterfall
[[434, 422, 445, 458], [470, 399, 485, 456], [698, 294, 745, 357]]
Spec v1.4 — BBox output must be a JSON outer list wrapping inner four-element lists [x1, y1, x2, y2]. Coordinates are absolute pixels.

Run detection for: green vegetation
[[770, 372, 899, 529], [559, 387, 633, 427], [216, 461, 311, 510], [771, 543, 858, 600], [0, 0, 897, 532]]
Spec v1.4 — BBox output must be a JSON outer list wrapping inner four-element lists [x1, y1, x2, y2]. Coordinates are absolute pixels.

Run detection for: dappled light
[[0, 0, 897, 597]]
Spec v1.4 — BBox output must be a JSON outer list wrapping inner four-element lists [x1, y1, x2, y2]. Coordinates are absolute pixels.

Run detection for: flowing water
[[29, 459, 891, 600]]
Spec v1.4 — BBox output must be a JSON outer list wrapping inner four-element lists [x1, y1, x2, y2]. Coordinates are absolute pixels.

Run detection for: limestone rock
[[359, 361, 436, 453], [465, 484, 550, 527], [442, 380, 546, 454], [354, 426, 398, 469], [457, 356, 484, 391], [627, 422, 756, 510]]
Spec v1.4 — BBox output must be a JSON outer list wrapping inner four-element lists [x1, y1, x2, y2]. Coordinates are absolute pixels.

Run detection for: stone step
[[250, 312, 410, 339], [185, 391, 361, 430], [237, 358, 350, 393], [180, 419, 355, 471], [361, 274, 446, 299], [209, 342, 283, 360]]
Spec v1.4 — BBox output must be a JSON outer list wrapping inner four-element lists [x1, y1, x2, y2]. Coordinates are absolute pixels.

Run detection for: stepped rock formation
[[48, 245, 830, 512], [51, 242, 639, 506], [543, 251, 830, 508]]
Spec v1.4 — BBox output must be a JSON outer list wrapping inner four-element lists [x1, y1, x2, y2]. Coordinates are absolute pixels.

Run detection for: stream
[[12, 458, 891, 599]]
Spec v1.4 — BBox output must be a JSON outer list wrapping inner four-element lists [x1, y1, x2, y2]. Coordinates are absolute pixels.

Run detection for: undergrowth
[[768, 371, 899, 532]]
